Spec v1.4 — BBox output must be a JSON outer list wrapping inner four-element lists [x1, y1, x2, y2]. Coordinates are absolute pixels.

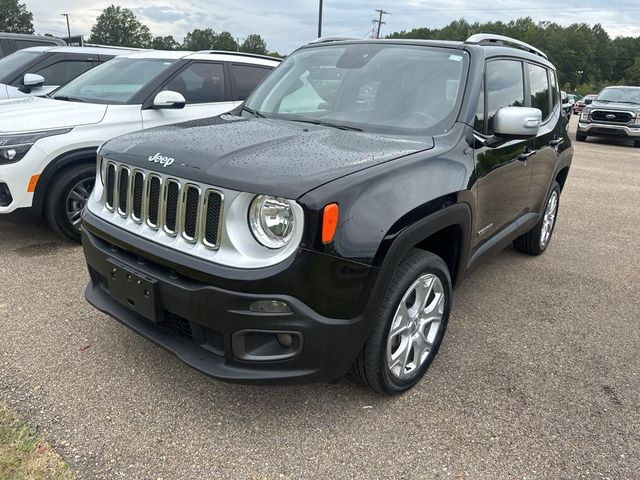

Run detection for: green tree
[[182, 29, 238, 51], [88, 5, 152, 48], [182, 28, 216, 50], [0, 0, 33, 34], [240, 34, 268, 55], [624, 57, 640, 85], [212, 31, 237, 51], [151, 35, 178, 50]]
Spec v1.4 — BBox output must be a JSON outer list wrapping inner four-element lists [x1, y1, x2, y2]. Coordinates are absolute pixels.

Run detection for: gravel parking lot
[[1, 117, 638, 479]]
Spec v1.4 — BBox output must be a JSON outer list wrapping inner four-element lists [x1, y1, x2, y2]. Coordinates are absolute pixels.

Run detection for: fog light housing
[[249, 300, 291, 314], [232, 329, 303, 361], [0, 183, 12, 207]]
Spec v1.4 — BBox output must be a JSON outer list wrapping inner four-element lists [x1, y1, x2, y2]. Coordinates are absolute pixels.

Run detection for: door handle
[[518, 149, 537, 161], [550, 138, 564, 146]]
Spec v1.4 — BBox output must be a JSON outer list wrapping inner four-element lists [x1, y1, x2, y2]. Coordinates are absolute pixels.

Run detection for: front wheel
[[351, 250, 452, 395], [44, 163, 95, 242]]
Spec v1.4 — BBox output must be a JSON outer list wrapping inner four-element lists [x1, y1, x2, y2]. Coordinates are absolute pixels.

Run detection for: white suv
[[0, 50, 280, 240], [0, 46, 130, 99]]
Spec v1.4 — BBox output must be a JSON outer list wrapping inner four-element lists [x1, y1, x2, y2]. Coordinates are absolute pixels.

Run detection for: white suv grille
[[102, 160, 223, 248]]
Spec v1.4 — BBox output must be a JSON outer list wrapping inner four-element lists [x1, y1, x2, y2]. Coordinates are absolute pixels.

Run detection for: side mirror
[[23, 73, 44, 88], [152, 90, 186, 109], [493, 106, 542, 140]]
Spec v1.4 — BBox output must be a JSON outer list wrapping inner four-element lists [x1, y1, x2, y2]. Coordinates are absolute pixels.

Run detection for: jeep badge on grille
[[148, 153, 175, 167]]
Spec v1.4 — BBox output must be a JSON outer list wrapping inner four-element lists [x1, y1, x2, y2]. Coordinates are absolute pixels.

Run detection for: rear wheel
[[576, 132, 587, 142], [44, 163, 95, 242], [513, 181, 561, 256], [352, 250, 451, 395]]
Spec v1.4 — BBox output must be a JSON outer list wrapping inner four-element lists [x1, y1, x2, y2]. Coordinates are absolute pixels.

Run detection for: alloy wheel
[[386, 273, 445, 380], [65, 177, 93, 231]]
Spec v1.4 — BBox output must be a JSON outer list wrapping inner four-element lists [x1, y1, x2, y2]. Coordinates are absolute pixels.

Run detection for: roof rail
[[308, 36, 358, 44], [465, 33, 548, 60], [194, 50, 282, 62], [84, 43, 147, 51]]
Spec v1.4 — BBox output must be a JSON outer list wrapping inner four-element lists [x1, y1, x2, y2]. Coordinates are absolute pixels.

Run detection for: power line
[[373, 9, 390, 39]]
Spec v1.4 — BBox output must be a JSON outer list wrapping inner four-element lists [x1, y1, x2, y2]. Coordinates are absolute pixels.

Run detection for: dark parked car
[[0, 32, 65, 59], [577, 86, 640, 147], [81, 34, 573, 395]]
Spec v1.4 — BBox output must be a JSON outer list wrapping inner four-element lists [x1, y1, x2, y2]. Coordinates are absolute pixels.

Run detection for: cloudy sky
[[25, 0, 640, 54]]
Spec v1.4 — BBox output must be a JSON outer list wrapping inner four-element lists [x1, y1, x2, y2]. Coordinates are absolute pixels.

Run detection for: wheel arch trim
[[368, 203, 472, 309], [32, 147, 99, 215]]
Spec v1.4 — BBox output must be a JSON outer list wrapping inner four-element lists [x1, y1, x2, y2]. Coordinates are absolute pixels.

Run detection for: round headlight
[[249, 195, 295, 249]]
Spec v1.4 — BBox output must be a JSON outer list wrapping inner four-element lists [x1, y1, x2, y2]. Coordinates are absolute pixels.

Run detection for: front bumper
[[577, 122, 640, 138], [81, 212, 376, 384]]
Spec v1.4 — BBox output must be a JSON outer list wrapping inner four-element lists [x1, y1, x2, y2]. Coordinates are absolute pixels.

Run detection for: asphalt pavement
[[1, 116, 638, 479]]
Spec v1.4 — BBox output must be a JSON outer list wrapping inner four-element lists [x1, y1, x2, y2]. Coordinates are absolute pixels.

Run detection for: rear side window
[[34, 60, 94, 85], [162, 62, 225, 104], [485, 60, 524, 135], [231, 64, 272, 101], [528, 63, 551, 120]]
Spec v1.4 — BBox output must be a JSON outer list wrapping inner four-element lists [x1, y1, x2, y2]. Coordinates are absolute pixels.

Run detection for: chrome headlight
[[249, 195, 295, 249], [0, 128, 72, 164], [580, 110, 590, 122]]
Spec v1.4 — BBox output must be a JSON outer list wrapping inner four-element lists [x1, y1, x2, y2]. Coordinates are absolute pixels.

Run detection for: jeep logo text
[[148, 153, 175, 167]]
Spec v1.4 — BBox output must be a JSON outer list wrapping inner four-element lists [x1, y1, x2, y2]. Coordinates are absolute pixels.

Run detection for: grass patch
[[0, 403, 75, 480]]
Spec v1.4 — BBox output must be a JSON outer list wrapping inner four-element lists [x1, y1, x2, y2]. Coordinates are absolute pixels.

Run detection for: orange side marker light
[[27, 174, 40, 193], [322, 203, 339, 244]]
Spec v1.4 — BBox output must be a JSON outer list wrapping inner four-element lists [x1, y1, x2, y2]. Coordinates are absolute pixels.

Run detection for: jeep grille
[[101, 160, 223, 248]]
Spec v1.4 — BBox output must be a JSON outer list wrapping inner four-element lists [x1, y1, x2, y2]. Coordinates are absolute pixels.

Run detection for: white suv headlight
[[249, 195, 296, 249]]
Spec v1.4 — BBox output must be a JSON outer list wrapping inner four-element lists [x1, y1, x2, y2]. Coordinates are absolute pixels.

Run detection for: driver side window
[[162, 62, 225, 104]]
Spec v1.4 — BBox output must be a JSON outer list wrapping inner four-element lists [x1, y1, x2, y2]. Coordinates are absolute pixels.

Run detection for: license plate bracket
[[107, 258, 159, 322]]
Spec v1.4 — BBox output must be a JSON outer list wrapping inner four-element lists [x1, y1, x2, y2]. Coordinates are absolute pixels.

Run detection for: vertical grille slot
[[131, 171, 144, 222], [203, 190, 223, 248], [105, 163, 116, 210], [146, 175, 162, 228], [163, 180, 180, 235], [117, 167, 130, 216], [182, 185, 200, 242]]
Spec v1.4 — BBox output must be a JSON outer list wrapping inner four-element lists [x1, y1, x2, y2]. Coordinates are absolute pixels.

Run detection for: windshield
[[245, 43, 469, 135], [52, 57, 176, 104], [0, 50, 40, 79], [596, 87, 640, 104]]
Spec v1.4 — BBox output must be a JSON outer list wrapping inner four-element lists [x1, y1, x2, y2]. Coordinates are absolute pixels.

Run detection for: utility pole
[[60, 13, 71, 38], [373, 9, 390, 39], [318, 0, 323, 38]]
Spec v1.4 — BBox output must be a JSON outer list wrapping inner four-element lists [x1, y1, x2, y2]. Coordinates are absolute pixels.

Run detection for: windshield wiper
[[51, 95, 87, 103], [241, 106, 265, 118], [619, 100, 640, 105], [289, 118, 363, 132]]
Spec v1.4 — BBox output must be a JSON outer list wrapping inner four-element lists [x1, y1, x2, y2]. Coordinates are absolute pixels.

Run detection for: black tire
[[634, 140, 640, 148], [43, 163, 96, 242], [513, 181, 561, 256], [351, 249, 452, 395], [576, 132, 587, 142]]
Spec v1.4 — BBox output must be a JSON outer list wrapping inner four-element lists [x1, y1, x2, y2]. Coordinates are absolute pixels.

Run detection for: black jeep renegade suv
[[81, 34, 573, 395]]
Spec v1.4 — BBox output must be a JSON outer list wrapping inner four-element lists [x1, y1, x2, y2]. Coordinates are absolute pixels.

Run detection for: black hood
[[100, 115, 434, 199]]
